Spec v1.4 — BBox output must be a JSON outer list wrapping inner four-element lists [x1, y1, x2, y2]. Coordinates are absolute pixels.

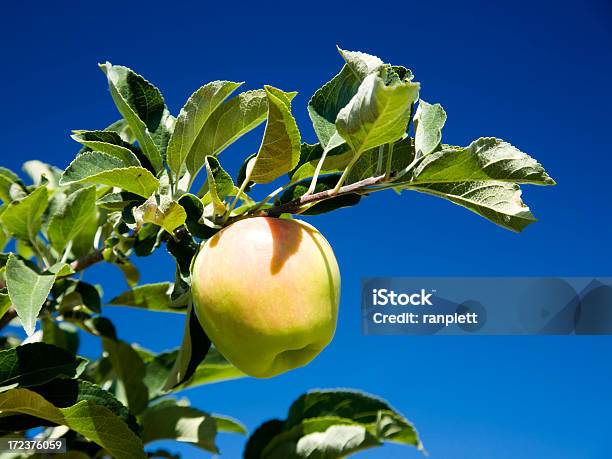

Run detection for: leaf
[[70, 208, 101, 258], [178, 194, 218, 239], [109, 282, 187, 313], [99, 62, 167, 172], [163, 303, 212, 390], [0, 343, 87, 389], [23, 161, 63, 189], [133, 197, 187, 234], [5, 254, 57, 336], [47, 186, 97, 252], [186, 89, 287, 177], [244, 420, 285, 459], [214, 414, 248, 435], [308, 48, 383, 149], [71, 130, 143, 168], [249, 86, 301, 184], [203, 156, 234, 215], [0, 378, 139, 435], [0, 167, 25, 202], [145, 347, 243, 399], [103, 338, 148, 414], [0, 186, 48, 241], [116, 260, 140, 287], [0, 293, 11, 321], [245, 390, 422, 459], [41, 318, 80, 355], [404, 180, 538, 232], [141, 400, 219, 453], [409, 137, 556, 185], [167, 81, 243, 176], [414, 100, 446, 157], [133, 223, 163, 256], [97, 191, 144, 210], [60, 151, 160, 198], [0, 388, 146, 458], [236, 153, 257, 192], [336, 66, 420, 157]]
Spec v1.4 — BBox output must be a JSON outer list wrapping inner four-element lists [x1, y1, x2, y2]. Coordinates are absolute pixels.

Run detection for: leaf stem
[[305, 148, 330, 195], [30, 236, 51, 269], [331, 155, 360, 194], [223, 159, 255, 224], [384, 142, 395, 180], [375, 145, 385, 175]]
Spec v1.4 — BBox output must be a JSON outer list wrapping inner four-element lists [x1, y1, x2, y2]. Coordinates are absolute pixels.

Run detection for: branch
[[69, 249, 104, 273], [266, 173, 389, 217]]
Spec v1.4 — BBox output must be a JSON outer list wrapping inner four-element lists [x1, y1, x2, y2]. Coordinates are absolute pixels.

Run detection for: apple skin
[[191, 217, 340, 378]]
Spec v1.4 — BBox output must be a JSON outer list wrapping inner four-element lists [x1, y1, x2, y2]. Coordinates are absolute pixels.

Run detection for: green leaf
[[41, 318, 80, 354], [0, 378, 139, 435], [167, 81, 243, 176], [97, 191, 144, 211], [409, 137, 556, 185], [308, 48, 383, 149], [70, 208, 101, 258], [414, 100, 446, 157], [103, 338, 148, 414], [186, 89, 287, 177], [0, 167, 25, 202], [214, 414, 248, 435], [203, 156, 234, 215], [47, 186, 97, 252], [248, 86, 301, 184], [71, 130, 142, 167], [23, 161, 63, 189], [163, 303, 211, 390], [99, 62, 167, 172], [144, 347, 243, 399], [236, 153, 257, 192], [246, 390, 422, 459], [0, 186, 48, 241], [0, 343, 87, 389], [178, 194, 218, 239], [336, 66, 419, 156], [5, 254, 57, 336], [115, 260, 140, 287], [404, 180, 538, 232], [133, 197, 187, 234], [109, 282, 187, 313], [0, 388, 146, 458], [141, 399, 219, 453], [37, 378, 138, 433], [0, 293, 11, 321], [60, 151, 160, 198]]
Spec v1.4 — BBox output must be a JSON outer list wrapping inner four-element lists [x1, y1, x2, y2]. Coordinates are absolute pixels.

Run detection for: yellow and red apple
[[191, 217, 340, 378]]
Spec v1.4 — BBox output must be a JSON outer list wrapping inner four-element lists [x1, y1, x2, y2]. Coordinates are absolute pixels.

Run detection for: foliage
[[0, 46, 553, 458]]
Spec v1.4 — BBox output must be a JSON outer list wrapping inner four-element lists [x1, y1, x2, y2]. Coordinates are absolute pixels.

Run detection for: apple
[[191, 216, 340, 378]]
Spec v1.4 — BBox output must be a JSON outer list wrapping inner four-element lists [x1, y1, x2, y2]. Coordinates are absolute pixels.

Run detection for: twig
[[69, 249, 104, 273], [266, 173, 388, 217]]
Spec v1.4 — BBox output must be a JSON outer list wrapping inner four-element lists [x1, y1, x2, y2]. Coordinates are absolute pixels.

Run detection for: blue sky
[[2, 0, 612, 457]]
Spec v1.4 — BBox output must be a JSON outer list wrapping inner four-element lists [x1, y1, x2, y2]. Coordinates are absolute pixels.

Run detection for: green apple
[[191, 216, 340, 378]]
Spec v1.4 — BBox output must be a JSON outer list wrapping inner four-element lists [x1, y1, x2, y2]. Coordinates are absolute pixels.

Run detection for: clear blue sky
[[2, 0, 611, 457]]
